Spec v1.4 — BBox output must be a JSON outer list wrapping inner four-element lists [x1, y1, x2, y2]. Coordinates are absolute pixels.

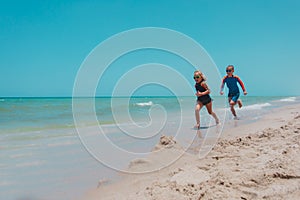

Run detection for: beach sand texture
[[83, 104, 300, 200]]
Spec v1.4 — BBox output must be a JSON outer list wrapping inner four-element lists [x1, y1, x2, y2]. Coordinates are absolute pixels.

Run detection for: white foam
[[242, 103, 272, 110], [47, 140, 77, 147], [0, 181, 13, 186], [10, 153, 33, 159], [136, 101, 153, 107], [279, 97, 296, 102], [16, 160, 45, 168]]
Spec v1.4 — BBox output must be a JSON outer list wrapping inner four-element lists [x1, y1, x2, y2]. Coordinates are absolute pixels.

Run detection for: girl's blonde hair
[[194, 70, 207, 81]]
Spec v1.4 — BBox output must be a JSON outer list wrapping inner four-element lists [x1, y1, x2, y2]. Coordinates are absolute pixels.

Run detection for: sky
[[1, 0, 300, 97]]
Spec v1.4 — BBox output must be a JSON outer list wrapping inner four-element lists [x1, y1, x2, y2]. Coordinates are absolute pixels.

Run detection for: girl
[[194, 70, 219, 129]]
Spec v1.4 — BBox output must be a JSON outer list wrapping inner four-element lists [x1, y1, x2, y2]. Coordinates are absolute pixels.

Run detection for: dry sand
[[82, 103, 300, 200]]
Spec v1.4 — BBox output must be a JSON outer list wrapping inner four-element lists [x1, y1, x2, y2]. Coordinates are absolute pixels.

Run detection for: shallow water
[[0, 96, 299, 200]]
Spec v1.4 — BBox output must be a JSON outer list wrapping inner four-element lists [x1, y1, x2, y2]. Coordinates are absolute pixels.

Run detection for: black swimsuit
[[195, 81, 212, 105]]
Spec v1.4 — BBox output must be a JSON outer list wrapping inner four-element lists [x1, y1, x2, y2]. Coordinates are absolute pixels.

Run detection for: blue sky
[[1, 0, 300, 97]]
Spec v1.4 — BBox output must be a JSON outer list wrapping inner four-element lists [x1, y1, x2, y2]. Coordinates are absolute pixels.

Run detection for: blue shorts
[[228, 93, 240, 102]]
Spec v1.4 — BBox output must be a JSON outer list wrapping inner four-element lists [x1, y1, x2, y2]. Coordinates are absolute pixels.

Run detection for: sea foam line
[[279, 97, 296, 102], [242, 103, 272, 110]]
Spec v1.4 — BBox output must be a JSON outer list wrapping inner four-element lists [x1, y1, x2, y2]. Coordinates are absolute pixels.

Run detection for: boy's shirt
[[222, 75, 245, 94]]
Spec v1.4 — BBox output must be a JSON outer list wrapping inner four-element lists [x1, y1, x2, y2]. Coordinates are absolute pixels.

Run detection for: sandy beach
[[82, 103, 300, 200]]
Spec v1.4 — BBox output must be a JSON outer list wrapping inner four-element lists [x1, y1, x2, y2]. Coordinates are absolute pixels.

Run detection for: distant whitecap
[[135, 101, 153, 107]]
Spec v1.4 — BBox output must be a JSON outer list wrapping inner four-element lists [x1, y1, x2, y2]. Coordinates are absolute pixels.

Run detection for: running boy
[[194, 70, 219, 129], [220, 65, 247, 119]]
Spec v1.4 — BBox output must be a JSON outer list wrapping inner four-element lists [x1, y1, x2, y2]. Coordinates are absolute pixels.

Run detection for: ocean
[[0, 96, 299, 200]]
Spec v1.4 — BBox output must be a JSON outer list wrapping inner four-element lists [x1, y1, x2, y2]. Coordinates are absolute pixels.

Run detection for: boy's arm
[[220, 77, 226, 95], [236, 76, 247, 95]]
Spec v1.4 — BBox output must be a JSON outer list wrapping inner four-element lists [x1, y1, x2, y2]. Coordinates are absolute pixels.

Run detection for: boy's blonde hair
[[194, 70, 207, 81], [227, 65, 235, 71]]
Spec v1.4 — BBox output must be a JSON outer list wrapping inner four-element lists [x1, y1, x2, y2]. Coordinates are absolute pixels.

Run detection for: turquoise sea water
[[0, 96, 299, 200]]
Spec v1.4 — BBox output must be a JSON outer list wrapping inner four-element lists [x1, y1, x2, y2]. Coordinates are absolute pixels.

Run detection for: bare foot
[[237, 100, 242, 108]]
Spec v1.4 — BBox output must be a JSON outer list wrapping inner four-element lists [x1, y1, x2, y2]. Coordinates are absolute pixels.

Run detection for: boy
[[220, 65, 247, 119]]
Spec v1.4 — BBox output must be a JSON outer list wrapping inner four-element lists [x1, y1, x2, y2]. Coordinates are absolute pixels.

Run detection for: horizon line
[[1, 95, 298, 99]]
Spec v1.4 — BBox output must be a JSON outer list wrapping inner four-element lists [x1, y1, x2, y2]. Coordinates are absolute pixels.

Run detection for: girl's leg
[[205, 102, 219, 124], [195, 102, 202, 128]]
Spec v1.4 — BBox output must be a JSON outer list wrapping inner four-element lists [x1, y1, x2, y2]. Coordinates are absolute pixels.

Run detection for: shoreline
[[81, 102, 300, 200]]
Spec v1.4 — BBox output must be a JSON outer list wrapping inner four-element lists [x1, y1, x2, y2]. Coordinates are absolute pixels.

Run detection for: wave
[[135, 101, 153, 107], [279, 97, 296, 102], [242, 103, 272, 110]]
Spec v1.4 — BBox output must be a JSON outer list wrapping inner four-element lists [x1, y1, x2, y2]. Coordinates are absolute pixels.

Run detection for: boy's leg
[[237, 99, 243, 108], [228, 97, 237, 117], [230, 102, 237, 117]]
